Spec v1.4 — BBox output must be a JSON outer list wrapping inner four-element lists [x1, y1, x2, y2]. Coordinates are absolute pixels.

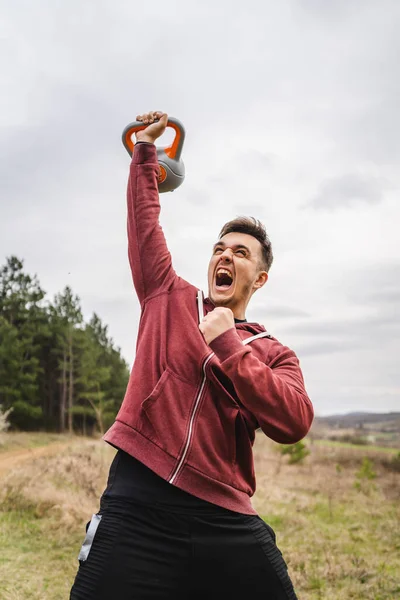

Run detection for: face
[[207, 232, 268, 318]]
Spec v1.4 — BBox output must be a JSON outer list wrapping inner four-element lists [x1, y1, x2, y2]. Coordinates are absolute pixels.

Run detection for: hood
[[234, 321, 266, 335]]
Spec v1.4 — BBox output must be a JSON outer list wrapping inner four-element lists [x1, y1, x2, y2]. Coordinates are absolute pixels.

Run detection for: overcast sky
[[1, 0, 399, 416]]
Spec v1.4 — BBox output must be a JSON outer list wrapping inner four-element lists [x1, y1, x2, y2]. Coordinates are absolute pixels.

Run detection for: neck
[[231, 302, 247, 320], [209, 295, 248, 319]]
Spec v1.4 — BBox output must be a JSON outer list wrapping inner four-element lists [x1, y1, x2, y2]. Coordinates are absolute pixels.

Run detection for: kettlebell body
[[122, 117, 185, 193]]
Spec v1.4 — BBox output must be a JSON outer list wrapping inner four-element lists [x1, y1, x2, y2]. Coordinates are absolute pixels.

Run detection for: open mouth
[[215, 268, 234, 291]]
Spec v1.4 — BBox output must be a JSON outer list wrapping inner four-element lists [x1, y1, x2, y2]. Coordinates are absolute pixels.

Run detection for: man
[[70, 111, 313, 599]]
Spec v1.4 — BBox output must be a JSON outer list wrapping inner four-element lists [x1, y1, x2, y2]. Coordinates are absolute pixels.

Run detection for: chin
[[214, 299, 231, 307], [211, 294, 235, 308]]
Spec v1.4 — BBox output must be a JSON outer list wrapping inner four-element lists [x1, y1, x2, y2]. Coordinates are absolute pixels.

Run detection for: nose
[[219, 249, 233, 263]]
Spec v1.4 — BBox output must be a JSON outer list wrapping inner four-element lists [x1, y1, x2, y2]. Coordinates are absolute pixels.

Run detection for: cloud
[[308, 173, 391, 211], [284, 310, 399, 341], [231, 150, 275, 175], [1, 0, 400, 416], [296, 340, 360, 357], [249, 303, 311, 320]]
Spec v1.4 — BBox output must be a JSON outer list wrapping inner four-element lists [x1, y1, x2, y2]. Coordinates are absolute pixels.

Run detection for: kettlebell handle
[[122, 117, 185, 161]]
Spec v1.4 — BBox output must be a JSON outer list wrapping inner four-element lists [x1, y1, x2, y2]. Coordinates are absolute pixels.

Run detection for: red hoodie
[[103, 143, 314, 515]]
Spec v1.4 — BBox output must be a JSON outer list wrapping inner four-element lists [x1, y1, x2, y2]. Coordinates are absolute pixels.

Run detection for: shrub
[[354, 457, 376, 494], [279, 440, 310, 465]]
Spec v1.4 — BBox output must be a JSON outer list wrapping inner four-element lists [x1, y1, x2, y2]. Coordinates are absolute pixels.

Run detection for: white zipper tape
[[243, 331, 271, 345], [169, 352, 214, 485]]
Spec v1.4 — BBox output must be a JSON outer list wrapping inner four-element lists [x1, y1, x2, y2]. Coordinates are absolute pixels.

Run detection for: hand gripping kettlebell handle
[[122, 117, 186, 161]]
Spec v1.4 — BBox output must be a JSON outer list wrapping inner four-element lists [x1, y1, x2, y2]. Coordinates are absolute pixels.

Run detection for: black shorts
[[70, 496, 298, 600]]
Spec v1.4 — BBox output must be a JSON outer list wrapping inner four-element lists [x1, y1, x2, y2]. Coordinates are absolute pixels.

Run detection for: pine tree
[[0, 257, 47, 428], [50, 287, 83, 433], [75, 314, 129, 434], [0, 257, 129, 434]]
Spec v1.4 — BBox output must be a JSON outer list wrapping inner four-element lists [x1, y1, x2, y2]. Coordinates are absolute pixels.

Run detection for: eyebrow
[[213, 241, 252, 254]]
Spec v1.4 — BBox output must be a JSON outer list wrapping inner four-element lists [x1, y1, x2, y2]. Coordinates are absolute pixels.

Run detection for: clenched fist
[[199, 307, 235, 345], [135, 111, 168, 144]]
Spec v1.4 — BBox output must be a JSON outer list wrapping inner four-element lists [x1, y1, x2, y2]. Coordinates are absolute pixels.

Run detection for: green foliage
[[356, 457, 376, 480], [354, 457, 377, 494], [0, 256, 129, 434], [279, 440, 310, 464], [329, 433, 368, 445], [0, 257, 47, 428], [75, 314, 122, 433]]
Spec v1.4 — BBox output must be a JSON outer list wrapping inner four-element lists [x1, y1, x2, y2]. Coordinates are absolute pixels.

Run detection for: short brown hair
[[218, 216, 273, 271]]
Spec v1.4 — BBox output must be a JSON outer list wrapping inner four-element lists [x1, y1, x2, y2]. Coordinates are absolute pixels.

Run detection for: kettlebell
[[122, 117, 185, 193]]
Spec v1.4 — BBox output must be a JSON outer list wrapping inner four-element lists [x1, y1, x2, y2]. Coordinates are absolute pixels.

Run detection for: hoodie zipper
[[168, 290, 271, 485], [168, 352, 214, 485]]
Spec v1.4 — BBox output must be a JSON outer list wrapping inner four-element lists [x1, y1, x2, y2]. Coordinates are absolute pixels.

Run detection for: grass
[[260, 498, 400, 599], [313, 438, 399, 455], [0, 510, 82, 600], [0, 431, 78, 453], [0, 433, 399, 599], [0, 436, 114, 600], [253, 436, 400, 599]]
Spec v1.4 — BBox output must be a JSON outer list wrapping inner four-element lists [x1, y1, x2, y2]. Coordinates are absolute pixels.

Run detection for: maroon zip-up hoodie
[[103, 142, 314, 515]]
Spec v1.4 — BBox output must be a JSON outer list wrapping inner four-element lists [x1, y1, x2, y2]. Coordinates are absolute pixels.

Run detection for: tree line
[[0, 256, 129, 434]]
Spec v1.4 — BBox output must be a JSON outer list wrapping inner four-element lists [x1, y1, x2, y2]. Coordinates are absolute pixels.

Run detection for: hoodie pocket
[[187, 400, 241, 487], [139, 368, 198, 458]]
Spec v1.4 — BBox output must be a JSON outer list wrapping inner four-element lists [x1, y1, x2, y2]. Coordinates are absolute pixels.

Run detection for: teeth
[[217, 268, 233, 280]]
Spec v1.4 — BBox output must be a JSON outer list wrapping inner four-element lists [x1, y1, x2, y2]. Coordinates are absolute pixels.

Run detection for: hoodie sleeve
[[127, 142, 178, 305], [209, 328, 314, 444]]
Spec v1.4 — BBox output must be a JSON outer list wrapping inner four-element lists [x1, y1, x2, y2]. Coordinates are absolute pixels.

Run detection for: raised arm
[[127, 112, 178, 305]]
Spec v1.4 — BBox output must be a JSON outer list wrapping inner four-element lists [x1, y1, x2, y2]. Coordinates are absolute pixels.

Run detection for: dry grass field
[[0, 432, 399, 599]]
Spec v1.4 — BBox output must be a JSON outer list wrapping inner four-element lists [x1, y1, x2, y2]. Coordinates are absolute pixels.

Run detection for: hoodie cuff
[[209, 327, 245, 362], [132, 142, 158, 165]]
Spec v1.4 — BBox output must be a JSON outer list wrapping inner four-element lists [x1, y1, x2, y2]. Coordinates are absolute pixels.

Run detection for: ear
[[253, 271, 268, 291]]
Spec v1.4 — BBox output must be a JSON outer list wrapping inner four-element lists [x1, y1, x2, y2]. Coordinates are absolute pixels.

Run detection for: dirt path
[[0, 442, 77, 477]]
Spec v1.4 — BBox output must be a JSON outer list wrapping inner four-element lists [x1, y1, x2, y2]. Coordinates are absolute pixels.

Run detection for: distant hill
[[311, 412, 400, 448], [314, 412, 400, 429]]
